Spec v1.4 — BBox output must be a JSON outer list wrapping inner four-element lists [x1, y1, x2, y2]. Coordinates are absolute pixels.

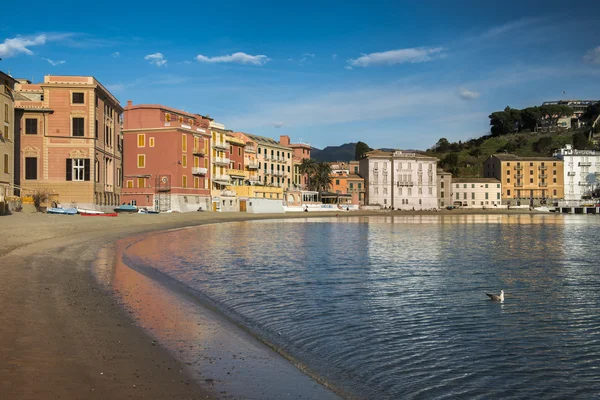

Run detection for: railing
[[540, 182, 548, 187], [212, 174, 231, 182], [514, 174, 523, 179], [227, 168, 245, 177], [221, 189, 237, 197], [539, 165, 548, 170], [247, 162, 259, 169], [192, 167, 207, 175], [515, 165, 523, 170], [579, 162, 592, 167], [213, 140, 228, 150], [567, 171, 576, 176], [515, 182, 523, 187], [213, 156, 230, 165], [539, 174, 548, 179], [193, 147, 206, 156], [396, 181, 414, 186]]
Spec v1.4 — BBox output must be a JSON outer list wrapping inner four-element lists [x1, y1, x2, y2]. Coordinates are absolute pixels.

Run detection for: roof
[[226, 136, 246, 146], [489, 154, 561, 162], [244, 133, 290, 150], [125, 104, 204, 120], [453, 178, 501, 183], [13, 92, 32, 101], [347, 174, 364, 180], [365, 149, 438, 161], [0, 71, 18, 85]]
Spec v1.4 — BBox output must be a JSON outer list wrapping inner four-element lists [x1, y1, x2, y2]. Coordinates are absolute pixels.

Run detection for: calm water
[[123, 215, 600, 399]]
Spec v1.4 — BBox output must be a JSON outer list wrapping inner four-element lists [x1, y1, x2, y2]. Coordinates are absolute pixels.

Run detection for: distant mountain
[[311, 142, 357, 162]]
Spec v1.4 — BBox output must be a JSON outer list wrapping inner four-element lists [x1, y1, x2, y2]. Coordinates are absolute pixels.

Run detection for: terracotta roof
[[347, 174, 364, 180], [244, 133, 290, 150], [489, 154, 561, 162], [365, 149, 438, 161], [453, 178, 501, 183]]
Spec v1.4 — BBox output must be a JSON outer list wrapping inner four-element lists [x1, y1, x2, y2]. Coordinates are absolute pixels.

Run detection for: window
[[194, 177, 200, 188], [497, 184, 500, 188], [137, 177, 145, 188], [530, 162, 533, 167], [506, 170, 510, 175], [4, 104, 8, 122], [497, 193, 500, 200], [95, 120, 99, 139], [530, 178, 533, 183], [258, 148, 261, 154], [429, 187, 432, 195], [25, 157, 37, 180], [165, 113, 171, 122], [553, 170, 557, 175], [463, 184, 467, 188], [464, 193, 467, 199], [138, 134, 145, 147], [507, 178, 510, 183], [25, 119, 38, 134], [137, 154, 145, 168], [441, 181, 444, 189], [471, 192, 475, 199], [3, 154, 8, 173], [472, 184, 475, 188], [485, 192, 489, 199], [507, 162, 511, 166], [66, 159, 90, 181], [553, 178, 557, 183], [456, 193, 460, 199], [149, 137, 155, 147], [530, 170, 533, 175], [3, 125, 7, 140], [485, 184, 488, 188], [553, 162, 556, 167], [126, 180, 133, 188], [456, 184, 459, 188], [350, 183, 354, 189], [182, 134, 187, 152], [182, 175, 188, 188], [182, 154, 187, 167], [72, 92, 85, 104], [72, 118, 85, 137], [238, 148, 241, 156], [336, 179, 340, 185], [507, 189, 511, 196], [553, 189, 557, 196]]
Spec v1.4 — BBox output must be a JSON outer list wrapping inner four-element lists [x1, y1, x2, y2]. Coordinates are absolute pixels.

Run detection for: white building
[[452, 178, 502, 208], [553, 144, 600, 205], [359, 150, 438, 210]]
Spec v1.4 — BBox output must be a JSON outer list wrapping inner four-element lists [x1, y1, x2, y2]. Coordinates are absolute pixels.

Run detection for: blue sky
[[1, 0, 599, 150]]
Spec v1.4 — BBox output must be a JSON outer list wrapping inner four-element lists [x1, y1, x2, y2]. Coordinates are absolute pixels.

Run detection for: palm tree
[[312, 162, 333, 192], [298, 158, 316, 189]]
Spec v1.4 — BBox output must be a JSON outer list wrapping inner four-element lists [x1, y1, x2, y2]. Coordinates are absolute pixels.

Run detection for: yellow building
[[0, 71, 18, 204], [483, 154, 564, 206]]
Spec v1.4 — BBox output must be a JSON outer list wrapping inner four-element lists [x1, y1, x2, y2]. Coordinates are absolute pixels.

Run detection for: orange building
[[330, 162, 365, 205], [121, 102, 212, 212], [14, 75, 123, 209], [483, 154, 564, 206]]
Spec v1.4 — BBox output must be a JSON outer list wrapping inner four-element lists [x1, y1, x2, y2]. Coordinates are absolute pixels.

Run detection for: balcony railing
[[515, 174, 523, 179], [249, 177, 261, 183], [192, 167, 207, 175], [193, 147, 206, 156], [227, 168, 245, 177], [567, 171, 576, 176], [212, 174, 231, 183], [579, 162, 592, 167], [515, 165, 523, 170], [539, 165, 548, 170], [221, 189, 237, 197], [247, 162, 259, 169], [540, 182, 548, 187], [396, 181, 414, 187], [515, 182, 523, 187], [213, 156, 230, 165], [539, 174, 548, 179], [213, 140, 228, 150]]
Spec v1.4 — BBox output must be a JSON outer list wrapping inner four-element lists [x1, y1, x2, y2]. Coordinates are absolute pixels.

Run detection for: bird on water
[[486, 290, 504, 302]]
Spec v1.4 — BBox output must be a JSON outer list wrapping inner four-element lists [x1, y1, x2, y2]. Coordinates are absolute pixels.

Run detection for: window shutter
[[84, 159, 91, 181], [66, 159, 72, 181]]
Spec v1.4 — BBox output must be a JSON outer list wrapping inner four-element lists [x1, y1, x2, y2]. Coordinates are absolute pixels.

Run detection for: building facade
[[452, 178, 502, 208], [280, 135, 310, 189], [246, 133, 293, 189], [232, 132, 260, 185], [483, 154, 564, 206], [14, 75, 123, 209], [329, 163, 365, 205], [360, 150, 438, 210], [1, 71, 17, 202], [436, 169, 452, 208], [121, 102, 211, 212], [553, 144, 600, 205], [227, 135, 246, 186]]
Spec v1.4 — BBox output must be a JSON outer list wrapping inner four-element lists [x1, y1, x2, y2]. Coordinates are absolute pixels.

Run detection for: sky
[[1, 0, 599, 150]]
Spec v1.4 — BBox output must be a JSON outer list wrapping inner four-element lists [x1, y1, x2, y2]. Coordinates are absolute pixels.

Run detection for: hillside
[[426, 130, 592, 178], [311, 142, 356, 162]]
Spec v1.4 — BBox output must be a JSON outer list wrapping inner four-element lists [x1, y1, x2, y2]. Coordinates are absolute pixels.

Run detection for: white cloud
[[348, 47, 446, 67], [332, 54, 338, 60], [273, 121, 285, 128], [111, 52, 120, 58], [144, 52, 167, 67], [42, 58, 66, 66], [344, 66, 353, 70], [584, 46, 600, 65], [459, 88, 480, 100], [0, 34, 47, 58], [195, 52, 270, 66], [303, 53, 315, 58]]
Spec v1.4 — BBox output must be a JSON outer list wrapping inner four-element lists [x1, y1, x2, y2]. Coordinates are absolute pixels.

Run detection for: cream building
[[436, 169, 452, 208], [553, 144, 600, 205], [245, 133, 293, 190], [452, 178, 502, 208], [0, 71, 18, 204], [360, 150, 438, 210]]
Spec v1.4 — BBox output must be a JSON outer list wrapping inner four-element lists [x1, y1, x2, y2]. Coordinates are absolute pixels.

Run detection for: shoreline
[[0, 209, 565, 399]]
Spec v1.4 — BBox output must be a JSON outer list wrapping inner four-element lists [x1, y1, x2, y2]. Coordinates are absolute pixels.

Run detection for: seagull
[[486, 290, 504, 302]]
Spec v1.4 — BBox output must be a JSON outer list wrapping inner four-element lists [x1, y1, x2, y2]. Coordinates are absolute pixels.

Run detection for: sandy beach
[[0, 207, 548, 400]]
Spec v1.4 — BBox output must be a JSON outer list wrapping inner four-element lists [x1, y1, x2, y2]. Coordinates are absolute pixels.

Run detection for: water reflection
[[104, 215, 600, 399]]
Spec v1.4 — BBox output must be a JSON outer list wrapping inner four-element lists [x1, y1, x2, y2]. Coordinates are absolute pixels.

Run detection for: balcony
[[539, 165, 548, 170], [212, 174, 231, 184], [192, 147, 206, 156], [579, 161, 592, 167], [539, 174, 548, 179], [192, 167, 208, 175], [540, 182, 548, 187], [249, 176, 261, 184], [515, 182, 523, 187], [397, 181, 414, 187], [213, 140, 228, 150], [247, 162, 259, 169], [567, 171, 576, 176], [227, 168, 246, 177], [221, 189, 237, 197], [515, 165, 523, 170], [514, 174, 523, 179], [213, 156, 230, 166]]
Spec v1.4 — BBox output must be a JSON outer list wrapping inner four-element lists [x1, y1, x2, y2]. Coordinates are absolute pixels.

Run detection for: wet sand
[[0, 208, 548, 400]]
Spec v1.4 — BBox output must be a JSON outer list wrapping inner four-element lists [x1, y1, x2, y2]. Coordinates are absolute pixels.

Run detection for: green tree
[[489, 106, 522, 136], [434, 138, 450, 152], [298, 158, 317, 189], [572, 132, 590, 149], [533, 136, 553, 153], [440, 153, 459, 171], [311, 162, 333, 192], [355, 141, 371, 160]]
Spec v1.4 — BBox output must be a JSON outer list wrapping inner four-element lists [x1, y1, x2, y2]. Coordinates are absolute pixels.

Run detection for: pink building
[[14, 75, 123, 209], [122, 102, 212, 212], [279, 135, 311, 189]]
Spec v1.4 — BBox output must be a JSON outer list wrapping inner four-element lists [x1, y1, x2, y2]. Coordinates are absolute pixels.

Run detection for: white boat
[[77, 208, 105, 215]]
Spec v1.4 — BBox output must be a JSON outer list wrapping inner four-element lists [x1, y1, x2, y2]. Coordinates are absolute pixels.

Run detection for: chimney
[[280, 135, 290, 146], [126, 100, 132, 107]]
